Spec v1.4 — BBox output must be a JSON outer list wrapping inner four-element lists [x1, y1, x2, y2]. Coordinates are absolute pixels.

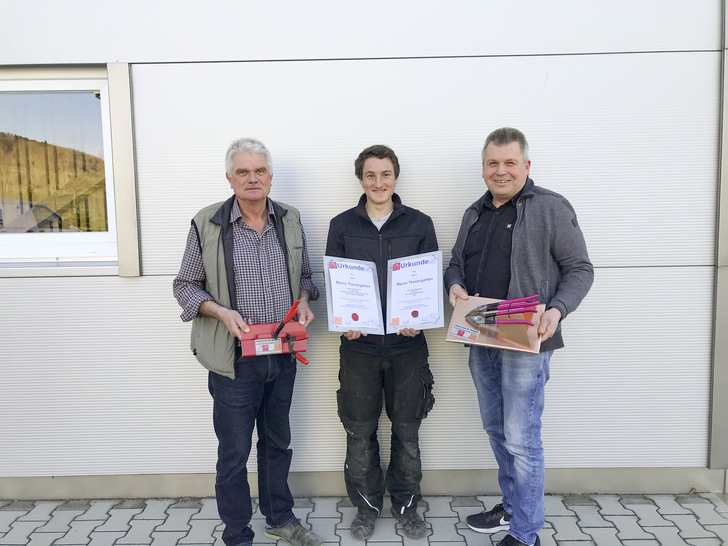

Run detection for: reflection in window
[[0, 92, 108, 233]]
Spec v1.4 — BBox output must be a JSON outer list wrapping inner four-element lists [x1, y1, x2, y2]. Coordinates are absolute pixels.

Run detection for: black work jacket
[[325, 193, 439, 356]]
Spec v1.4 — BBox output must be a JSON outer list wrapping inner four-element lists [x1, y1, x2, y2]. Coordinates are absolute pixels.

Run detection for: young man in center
[[325, 145, 438, 540]]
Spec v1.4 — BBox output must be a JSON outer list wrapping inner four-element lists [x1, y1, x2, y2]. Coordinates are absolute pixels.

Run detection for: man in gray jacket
[[444, 127, 593, 546]]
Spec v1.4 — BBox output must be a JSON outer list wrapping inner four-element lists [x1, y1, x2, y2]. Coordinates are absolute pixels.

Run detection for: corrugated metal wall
[[0, 0, 721, 477]]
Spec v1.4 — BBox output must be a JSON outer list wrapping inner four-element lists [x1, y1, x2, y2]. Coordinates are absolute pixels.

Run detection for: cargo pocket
[[417, 366, 435, 420]]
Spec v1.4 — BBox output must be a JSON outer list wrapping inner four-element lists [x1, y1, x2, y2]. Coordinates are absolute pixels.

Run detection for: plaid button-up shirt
[[173, 198, 318, 324]]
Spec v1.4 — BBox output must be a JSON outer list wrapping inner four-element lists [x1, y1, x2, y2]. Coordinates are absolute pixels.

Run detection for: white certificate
[[323, 256, 384, 335], [386, 250, 444, 334]]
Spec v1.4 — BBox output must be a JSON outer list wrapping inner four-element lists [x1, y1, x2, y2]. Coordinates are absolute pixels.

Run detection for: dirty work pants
[[337, 343, 434, 515], [208, 354, 298, 546]]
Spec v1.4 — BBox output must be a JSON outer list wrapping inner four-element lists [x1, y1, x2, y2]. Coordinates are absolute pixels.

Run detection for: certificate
[[386, 251, 444, 334], [323, 256, 384, 335]]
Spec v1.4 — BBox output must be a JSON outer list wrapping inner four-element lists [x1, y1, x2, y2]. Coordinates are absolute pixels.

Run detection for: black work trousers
[[337, 342, 434, 515]]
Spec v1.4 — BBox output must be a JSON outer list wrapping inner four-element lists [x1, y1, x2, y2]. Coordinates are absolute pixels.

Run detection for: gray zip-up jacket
[[444, 178, 593, 350]]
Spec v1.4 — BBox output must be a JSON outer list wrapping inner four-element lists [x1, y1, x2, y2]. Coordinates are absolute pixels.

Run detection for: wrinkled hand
[[199, 300, 250, 340], [343, 330, 367, 340], [296, 299, 315, 328], [397, 328, 420, 337], [448, 284, 470, 308], [537, 308, 562, 341]]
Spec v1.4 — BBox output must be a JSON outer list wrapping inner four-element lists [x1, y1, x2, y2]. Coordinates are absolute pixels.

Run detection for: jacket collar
[[355, 192, 405, 221], [210, 195, 287, 227]]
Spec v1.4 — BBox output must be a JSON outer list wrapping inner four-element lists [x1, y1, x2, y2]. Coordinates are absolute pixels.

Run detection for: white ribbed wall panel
[[0, 267, 711, 476], [0, 0, 720, 65], [0, 0, 721, 479], [133, 52, 719, 278]]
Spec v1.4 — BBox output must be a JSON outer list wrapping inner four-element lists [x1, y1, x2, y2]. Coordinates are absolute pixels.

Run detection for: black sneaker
[[350, 507, 377, 540], [466, 503, 511, 533], [496, 534, 541, 546]]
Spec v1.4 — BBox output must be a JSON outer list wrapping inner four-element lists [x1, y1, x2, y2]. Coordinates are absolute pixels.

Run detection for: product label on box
[[254, 338, 283, 355]]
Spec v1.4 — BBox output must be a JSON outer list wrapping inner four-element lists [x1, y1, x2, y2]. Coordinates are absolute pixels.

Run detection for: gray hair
[[225, 138, 273, 176], [481, 127, 529, 163]]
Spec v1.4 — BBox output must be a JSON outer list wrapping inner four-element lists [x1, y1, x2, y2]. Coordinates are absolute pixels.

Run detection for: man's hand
[[448, 284, 469, 308], [537, 308, 562, 342], [344, 330, 367, 340], [397, 328, 421, 337], [296, 298, 315, 328], [200, 300, 250, 340]]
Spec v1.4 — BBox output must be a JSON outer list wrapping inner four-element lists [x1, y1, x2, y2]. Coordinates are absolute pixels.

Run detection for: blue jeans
[[208, 354, 297, 546], [468, 346, 552, 546]]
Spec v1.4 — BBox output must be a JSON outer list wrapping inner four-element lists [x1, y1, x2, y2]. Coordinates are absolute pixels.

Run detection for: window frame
[[0, 65, 139, 277]]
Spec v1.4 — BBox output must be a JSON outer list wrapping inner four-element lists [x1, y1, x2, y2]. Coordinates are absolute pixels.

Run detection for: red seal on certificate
[[352, 313, 359, 321], [411, 310, 419, 318]]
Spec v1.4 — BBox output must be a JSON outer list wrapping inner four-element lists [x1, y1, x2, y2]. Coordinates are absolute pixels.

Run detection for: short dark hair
[[482, 127, 530, 163], [354, 145, 400, 180]]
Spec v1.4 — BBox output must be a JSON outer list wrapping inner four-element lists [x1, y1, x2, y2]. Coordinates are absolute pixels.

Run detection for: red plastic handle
[[283, 300, 300, 323], [294, 352, 309, 365]]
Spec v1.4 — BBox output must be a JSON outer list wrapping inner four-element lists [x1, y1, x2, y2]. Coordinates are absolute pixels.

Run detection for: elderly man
[[173, 138, 322, 546], [444, 128, 593, 546], [326, 145, 437, 540]]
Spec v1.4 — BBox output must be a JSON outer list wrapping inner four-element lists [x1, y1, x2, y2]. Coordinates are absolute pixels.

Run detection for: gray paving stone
[[686, 538, 723, 545], [136, 499, 175, 520], [601, 515, 656, 541], [154, 507, 196, 532], [664, 514, 721, 539], [619, 495, 654, 506], [536, 528, 557, 546], [678, 495, 714, 506], [450, 497, 482, 508], [591, 495, 633, 516], [87, 531, 128, 546], [622, 541, 659, 546], [94, 508, 143, 533], [116, 500, 148, 510], [646, 494, 693, 515], [192, 498, 220, 520], [28, 531, 66, 546], [76, 501, 118, 521], [308, 517, 340, 543], [544, 495, 575, 517], [423, 497, 455, 518], [627, 502, 674, 527], [549, 515, 592, 542], [0, 521, 45, 544], [18, 501, 64, 521], [422, 516, 457, 541], [568, 505, 613, 528], [643, 525, 691, 545], [178, 518, 220, 544], [310, 498, 341, 519], [0, 512, 30, 534], [59, 501, 92, 512], [150, 530, 188, 546], [703, 524, 728, 543], [55, 519, 106, 545], [116, 518, 163, 544], [168, 500, 202, 510], [683, 501, 728, 525], [580, 526, 622, 546], [0, 502, 34, 512], [562, 494, 597, 507], [34, 509, 85, 533]]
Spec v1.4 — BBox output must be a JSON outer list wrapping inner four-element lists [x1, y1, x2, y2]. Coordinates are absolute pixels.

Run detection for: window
[[0, 78, 117, 270]]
